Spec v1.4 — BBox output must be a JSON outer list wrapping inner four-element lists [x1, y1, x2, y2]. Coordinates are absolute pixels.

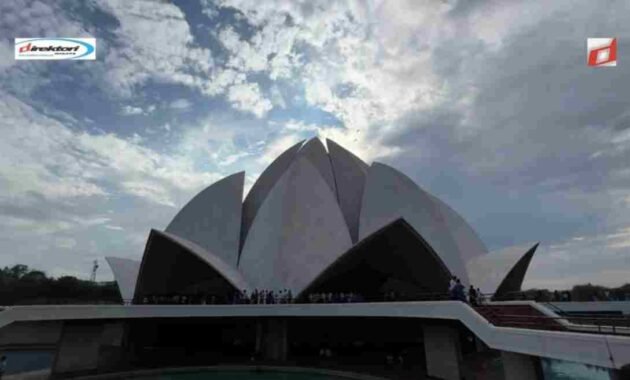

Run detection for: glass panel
[[541, 357, 613, 380]]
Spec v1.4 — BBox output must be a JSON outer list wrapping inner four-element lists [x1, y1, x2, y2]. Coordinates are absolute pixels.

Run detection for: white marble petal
[[428, 194, 488, 263], [105, 257, 140, 302], [239, 156, 352, 294], [297, 138, 337, 195], [240, 140, 304, 259], [166, 172, 244, 267], [359, 162, 469, 283], [466, 243, 539, 295], [327, 139, 369, 243], [134, 230, 250, 301], [159, 230, 250, 291]]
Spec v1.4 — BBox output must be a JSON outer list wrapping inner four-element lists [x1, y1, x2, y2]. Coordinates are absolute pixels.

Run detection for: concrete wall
[[0, 321, 62, 348], [97, 322, 126, 371], [1, 302, 629, 370], [52, 322, 103, 374], [51, 321, 128, 376], [0, 320, 128, 377], [423, 324, 463, 380], [256, 319, 288, 361], [502, 351, 540, 380]]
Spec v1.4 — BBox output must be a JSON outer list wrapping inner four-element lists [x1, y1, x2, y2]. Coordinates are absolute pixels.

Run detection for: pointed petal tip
[[301, 136, 326, 149]]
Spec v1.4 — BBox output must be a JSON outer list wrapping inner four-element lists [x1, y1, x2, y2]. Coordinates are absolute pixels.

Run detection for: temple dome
[[107, 137, 538, 302]]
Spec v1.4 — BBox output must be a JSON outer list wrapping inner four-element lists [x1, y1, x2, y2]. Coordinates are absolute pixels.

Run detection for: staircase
[[474, 304, 565, 331]]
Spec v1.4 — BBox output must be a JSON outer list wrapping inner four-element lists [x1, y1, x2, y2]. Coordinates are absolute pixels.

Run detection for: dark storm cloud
[[377, 2, 630, 279]]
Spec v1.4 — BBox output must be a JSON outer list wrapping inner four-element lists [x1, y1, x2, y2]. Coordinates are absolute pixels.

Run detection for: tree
[[0, 265, 121, 305], [22, 270, 47, 282], [7, 264, 29, 279]]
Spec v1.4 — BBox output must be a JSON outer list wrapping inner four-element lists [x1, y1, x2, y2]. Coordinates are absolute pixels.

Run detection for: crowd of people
[[138, 291, 394, 305], [308, 292, 366, 303], [448, 276, 484, 306], [138, 280, 493, 306], [233, 289, 367, 304], [232, 289, 294, 304], [135, 284, 626, 306], [140, 294, 220, 305]]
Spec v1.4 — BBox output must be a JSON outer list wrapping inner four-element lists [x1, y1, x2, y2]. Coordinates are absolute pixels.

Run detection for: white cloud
[[0, 89, 245, 277], [257, 134, 303, 164], [524, 225, 630, 289], [219, 26, 268, 72], [169, 98, 192, 110], [606, 227, 630, 249], [0, 94, 108, 199], [227, 82, 273, 118], [284, 120, 323, 132], [270, 85, 287, 108], [218, 152, 250, 167], [0, 91, 218, 206], [209, 0, 446, 161], [98, 0, 215, 96], [55, 237, 77, 249], [121, 105, 144, 115], [216, 15, 302, 80], [0, 216, 73, 236], [277, 119, 395, 164], [121, 180, 175, 207], [199, 68, 247, 96], [70, 216, 111, 228]]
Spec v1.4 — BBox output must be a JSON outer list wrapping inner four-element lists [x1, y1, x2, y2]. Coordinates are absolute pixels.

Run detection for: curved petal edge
[[299, 218, 452, 300], [239, 140, 304, 259], [359, 162, 469, 283], [239, 156, 352, 295], [133, 229, 250, 303], [105, 256, 140, 303], [466, 242, 539, 298], [327, 138, 369, 243], [166, 171, 244, 267]]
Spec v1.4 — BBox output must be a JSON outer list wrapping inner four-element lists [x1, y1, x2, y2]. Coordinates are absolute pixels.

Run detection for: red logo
[[18, 43, 31, 53], [587, 38, 617, 67]]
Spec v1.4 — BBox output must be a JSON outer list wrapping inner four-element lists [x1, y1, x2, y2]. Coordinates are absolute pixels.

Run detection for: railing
[[475, 306, 630, 336], [2, 290, 628, 307], [5, 299, 122, 306], [4, 294, 630, 337], [131, 289, 490, 305], [13, 290, 603, 306], [543, 301, 566, 315]]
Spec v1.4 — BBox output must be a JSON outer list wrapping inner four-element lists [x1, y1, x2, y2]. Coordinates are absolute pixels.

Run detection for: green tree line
[[522, 283, 630, 302], [0, 264, 121, 305]]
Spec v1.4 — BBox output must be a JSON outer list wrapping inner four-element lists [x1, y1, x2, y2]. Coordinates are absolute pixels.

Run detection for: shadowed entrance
[[299, 218, 452, 301]]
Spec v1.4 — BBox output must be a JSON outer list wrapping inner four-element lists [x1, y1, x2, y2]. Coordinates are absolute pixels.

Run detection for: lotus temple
[[1, 138, 629, 380], [108, 137, 538, 305]]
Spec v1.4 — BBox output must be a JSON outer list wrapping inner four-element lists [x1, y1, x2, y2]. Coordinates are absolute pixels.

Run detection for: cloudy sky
[[0, 0, 629, 289]]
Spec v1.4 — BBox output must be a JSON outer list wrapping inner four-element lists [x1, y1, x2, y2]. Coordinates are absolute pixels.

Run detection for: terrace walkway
[[0, 301, 629, 370]]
